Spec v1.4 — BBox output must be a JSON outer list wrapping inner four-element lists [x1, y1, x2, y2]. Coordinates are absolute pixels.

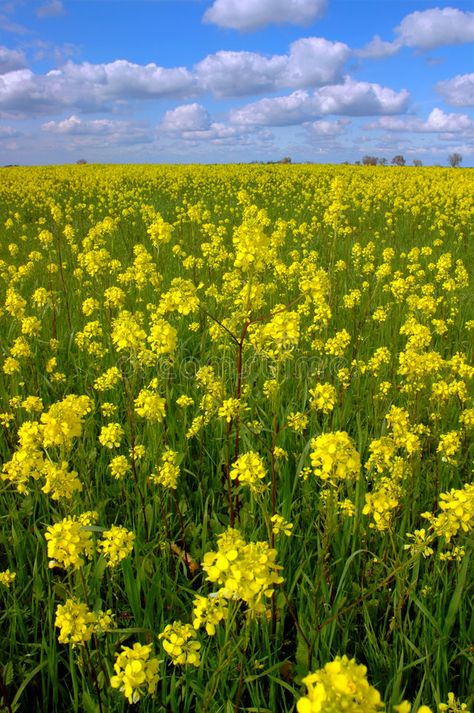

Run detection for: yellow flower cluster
[[309, 431, 361, 484], [297, 655, 384, 713], [159, 621, 201, 666], [45, 512, 97, 568], [202, 527, 284, 614], [55, 598, 112, 646], [309, 383, 337, 413], [192, 593, 228, 636], [270, 513, 293, 537], [97, 525, 135, 567], [147, 315, 177, 355], [99, 422, 124, 448], [111, 642, 161, 704], [422, 483, 474, 543], [134, 387, 166, 422], [230, 451, 267, 493], [41, 460, 82, 500], [0, 570, 16, 587], [108, 454, 131, 479], [111, 310, 146, 352], [150, 448, 180, 489], [41, 394, 92, 448]]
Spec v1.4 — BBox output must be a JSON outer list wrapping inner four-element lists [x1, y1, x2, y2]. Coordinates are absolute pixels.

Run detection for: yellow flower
[[45, 512, 97, 569], [310, 431, 361, 484], [134, 389, 166, 422], [97, 525, 135, 567], [297, 655, 383, 713], [0, 570, 16, 587], [111, 642, 161, 704], [55, 599, 97, 646], [309, 383, 337, 413], [99, 422, 124, 449], [230, 451, 267, 493], [159, 621, 201, 666]]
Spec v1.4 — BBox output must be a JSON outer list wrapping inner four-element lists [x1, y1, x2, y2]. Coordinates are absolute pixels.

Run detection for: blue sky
[[0, 0, 473, 165]]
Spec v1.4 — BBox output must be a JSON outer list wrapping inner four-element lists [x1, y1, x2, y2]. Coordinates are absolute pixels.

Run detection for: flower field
[[0, 164, 472, 712]]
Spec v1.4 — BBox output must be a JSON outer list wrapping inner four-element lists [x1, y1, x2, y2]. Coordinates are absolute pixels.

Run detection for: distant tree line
[[359, 154, 463, 167]]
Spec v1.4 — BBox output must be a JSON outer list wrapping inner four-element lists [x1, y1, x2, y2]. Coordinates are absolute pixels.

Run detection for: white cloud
[[158, 102, 274, 147], [315, 78, 409, 116], [356, 35, 401, 59], [305, 118, 350, 137], [436, 73, 474, 108], [195, 50, 286, 97], [230, 90, 315, 126], [50, 60, 195, 101], [359, 7, 474, 59], [194, 38, 350, 97], [0, 60, 196, 116], [230, 79, 409, 126], [37, 0, 65, 18], [160, 103, 211, 133], [41, 115, 153, 145], [367, 108, 474, 134], [395, 7, 474, 50], [0, 45, 25, 74], [279, 37, 350, 89], [203, 0, 326, 32], [0, 38, 351, 117]]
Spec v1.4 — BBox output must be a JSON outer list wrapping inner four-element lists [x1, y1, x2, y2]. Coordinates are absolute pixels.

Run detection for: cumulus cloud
[[158, 102, 274, 147], [49, 60, 195, 101], [0, 45, 25, 74], [195, 51, 286, 97], [367, 108, 474, 134], [356, 35, 401, 59], [160, 103, 211, 133], [203, 0, 326, 31], [304, 118, 350, 137], [395, 7, 474, 50], [359, 7, 474, 59], [230, 79, 409, 126], [195, 38, 350, 97], [0, 38, 352, 117], [436, 73, 474, 108], [41, 115, 153, 145], [0, 60, 196, 116]]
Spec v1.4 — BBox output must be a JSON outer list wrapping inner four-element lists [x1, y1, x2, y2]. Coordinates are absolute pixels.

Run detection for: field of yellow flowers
[[0, 164, 472, 713]]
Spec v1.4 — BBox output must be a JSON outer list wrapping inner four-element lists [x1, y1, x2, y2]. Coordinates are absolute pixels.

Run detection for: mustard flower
[[297, 655, 383, 713], [98, 525, 135, 567], [108, 455, 131, 480], [134, 389, 166, 422], [309, 383, 337, 413], [99, 422, 124, 449], [55, 599, 97, 646], [0, 570, 16, 587], [230, 451, 267, 493], [192, 594, 228, 636], [41, 460, 83, 500], [159, 621, 201, 666], [150, 448, 180, 489], [310, 431, 361, 484], [270, 514, 293, 537], [111, 642, 161, 704], [45, 512, 97, 569]]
